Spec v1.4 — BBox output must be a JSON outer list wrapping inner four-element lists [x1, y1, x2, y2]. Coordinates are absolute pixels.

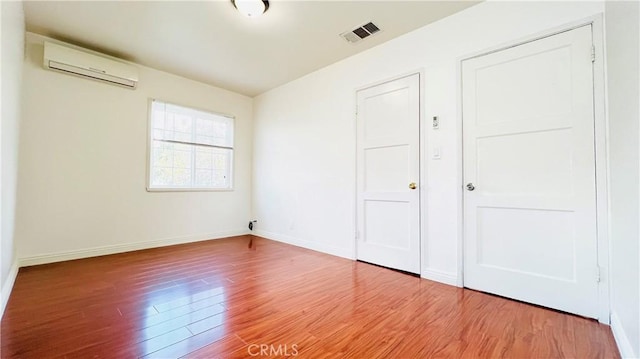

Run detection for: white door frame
[[456, 15, 610, 324], [353, 70, 426, 274]]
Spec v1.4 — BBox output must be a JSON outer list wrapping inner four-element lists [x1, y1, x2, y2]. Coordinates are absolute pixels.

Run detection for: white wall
[[15, 33, 253, 263], [252, 1, 605, 284], [606, 1, 640, 357], [1, 0, 25, 314]]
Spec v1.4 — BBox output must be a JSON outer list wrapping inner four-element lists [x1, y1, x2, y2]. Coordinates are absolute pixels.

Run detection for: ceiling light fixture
[[231, 0, 269, 18]]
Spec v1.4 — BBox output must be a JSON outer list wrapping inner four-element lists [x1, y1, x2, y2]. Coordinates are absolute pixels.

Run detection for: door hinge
[[591, 45, 596, 63], [596, 266, 601, 283]]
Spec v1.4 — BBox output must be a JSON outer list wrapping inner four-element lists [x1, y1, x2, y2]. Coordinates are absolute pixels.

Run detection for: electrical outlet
[[248, 220, 257, 231]]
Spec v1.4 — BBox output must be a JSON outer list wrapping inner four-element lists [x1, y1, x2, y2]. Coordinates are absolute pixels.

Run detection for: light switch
[[432, 116, 439, 129], [432, 147, 441, 160]]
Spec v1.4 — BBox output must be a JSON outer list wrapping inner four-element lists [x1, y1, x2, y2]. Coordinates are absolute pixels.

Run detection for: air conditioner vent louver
[[43, 41, 139, 89], [340, 21, 382, 44]]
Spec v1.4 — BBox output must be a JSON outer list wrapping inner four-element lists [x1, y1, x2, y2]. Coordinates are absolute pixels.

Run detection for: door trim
[[456, 15, 610, 324], [353, 70, 425, 275]]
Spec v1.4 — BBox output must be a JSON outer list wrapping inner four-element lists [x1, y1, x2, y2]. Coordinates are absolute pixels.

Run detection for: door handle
[[466, 183, 475, 191], [409, 182, 417, 190]]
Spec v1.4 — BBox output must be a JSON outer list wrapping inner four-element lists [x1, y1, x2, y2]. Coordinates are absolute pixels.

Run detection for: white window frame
[[146, 98, 235, 192]]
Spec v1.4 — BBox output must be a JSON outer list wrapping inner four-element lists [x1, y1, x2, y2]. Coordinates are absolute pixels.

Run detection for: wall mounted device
[[43, 41, 139, 89]]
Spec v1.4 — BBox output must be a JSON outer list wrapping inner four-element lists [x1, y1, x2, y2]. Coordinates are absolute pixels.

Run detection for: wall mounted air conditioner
[[43, 41, 139, 89]]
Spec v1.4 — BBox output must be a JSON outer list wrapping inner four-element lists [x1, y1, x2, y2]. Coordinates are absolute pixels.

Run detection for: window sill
[[146, 187, 234, 193]]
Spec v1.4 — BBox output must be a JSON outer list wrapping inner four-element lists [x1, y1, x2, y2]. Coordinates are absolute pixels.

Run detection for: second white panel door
[[462, 25, 599, 318]]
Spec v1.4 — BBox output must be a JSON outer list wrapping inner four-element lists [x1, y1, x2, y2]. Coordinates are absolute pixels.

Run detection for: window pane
[[153, 146, 173, 168], [173, 150, 191, 169], [149, 100, 234, 190], [153, 111, 165, 129], [212, 169, 228, 187], [195, 148, 213, 169], [213, 152, 227, 169], [195, 134, 215, 146], [151, 167, 172, 186], [174, 114, 192, 133], [173, 168, 191, 186], [195, 169, 213, 187], [164, 113, 175, 131], [196, 118, 214, 137]]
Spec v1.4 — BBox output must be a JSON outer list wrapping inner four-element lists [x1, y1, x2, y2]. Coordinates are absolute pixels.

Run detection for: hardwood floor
[[1, 235, 619, 358]]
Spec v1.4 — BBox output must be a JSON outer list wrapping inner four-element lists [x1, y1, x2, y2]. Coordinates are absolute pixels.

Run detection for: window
[[148, 99, 234, 191]]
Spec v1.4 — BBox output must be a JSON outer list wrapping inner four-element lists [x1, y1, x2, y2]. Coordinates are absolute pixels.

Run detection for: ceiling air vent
[[340, 21, 381, 44]]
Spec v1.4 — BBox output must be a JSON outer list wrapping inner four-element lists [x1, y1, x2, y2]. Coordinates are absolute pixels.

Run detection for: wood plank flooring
[[1, 235, 619, 358]]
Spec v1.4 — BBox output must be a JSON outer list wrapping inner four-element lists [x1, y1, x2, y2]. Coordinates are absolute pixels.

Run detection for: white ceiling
[[24, 1, 479, 97]]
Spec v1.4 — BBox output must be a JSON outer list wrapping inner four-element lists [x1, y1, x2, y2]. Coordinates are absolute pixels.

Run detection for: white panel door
[[356, 73, 420, 274], [463, 25, 598, 318]]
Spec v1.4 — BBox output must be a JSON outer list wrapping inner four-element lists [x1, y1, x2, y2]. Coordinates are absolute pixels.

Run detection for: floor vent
[[340, 21, 381, 44]]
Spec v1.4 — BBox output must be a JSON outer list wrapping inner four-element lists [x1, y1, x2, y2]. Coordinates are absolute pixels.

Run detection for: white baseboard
[[253, 229, 355, 260], [254, 230, 460, 287], [19, 229, 249, 267], [611, 311, 637, 359], [421, 268, 458, 286], [1, 260, 19, 318]]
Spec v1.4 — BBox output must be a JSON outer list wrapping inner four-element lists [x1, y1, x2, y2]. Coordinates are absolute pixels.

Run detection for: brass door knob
[[409, 182, 417, 190]]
